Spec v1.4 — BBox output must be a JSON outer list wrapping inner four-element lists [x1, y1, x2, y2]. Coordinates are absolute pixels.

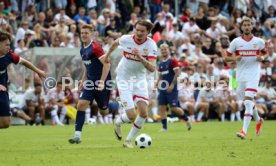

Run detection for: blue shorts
[[0, 91, 11, 117], [79, 88, 110, 110], [158, 91, 179, 107], [108, 101, 119, 114]]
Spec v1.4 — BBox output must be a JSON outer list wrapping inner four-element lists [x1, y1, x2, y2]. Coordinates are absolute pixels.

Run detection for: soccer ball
[[87, 118, 96, 125], [135, 133, 152, 148]]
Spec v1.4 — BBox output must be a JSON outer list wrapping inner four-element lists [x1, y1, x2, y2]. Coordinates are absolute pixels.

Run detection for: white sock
[[108, 114, 113, 123], [51, 106, 62, 125], [104, 115, 109, 124], [115, 113, 130, 125], [126, 116, 145, 141], [197, 111, 204, 121], [74, 131, 81, 137], [220, 113, 225, 122], [242, 100, 254, 133], [97, 112, 104, 124], [190, 115, 195, 122], [59, 106, 67, 123], [151, 107, 158, 116], [253, 106, 260, 123], [85, 108, 91, 122], [230, 113, 235, 122], [236, 111, 241, 121]]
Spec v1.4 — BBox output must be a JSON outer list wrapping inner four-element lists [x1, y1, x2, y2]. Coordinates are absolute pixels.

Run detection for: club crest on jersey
[[122, 102, 128, 107], [143, 49, 148, 55], [253, 44, 257, 48]]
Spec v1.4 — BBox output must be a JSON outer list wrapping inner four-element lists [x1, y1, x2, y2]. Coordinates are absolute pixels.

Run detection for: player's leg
[[123, 81, 149, 148], [237, 81, 258, 139], [196, 102, 208, 121], [113, 83, 135, 141], [0, 92, 12, 129], [68, 90, 92, 144], [217, 102, 225, 122], [158, 92, 168, 131], [168, 92, 191, 130], [59, 105, 68, 124], [37, 105, 45, 125], [124, 98, 148, 148]]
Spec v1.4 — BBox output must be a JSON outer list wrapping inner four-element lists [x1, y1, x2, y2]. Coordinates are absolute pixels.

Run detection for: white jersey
[[116, 35, 158, 80], [226, 35, 266, 82], [196, 88, 215, 103]]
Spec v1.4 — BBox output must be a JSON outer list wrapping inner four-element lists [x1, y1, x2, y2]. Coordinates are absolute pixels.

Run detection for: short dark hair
[[81, 24, 94, 33], [0, 31, 11, 42], [134, 20, 154, 33]]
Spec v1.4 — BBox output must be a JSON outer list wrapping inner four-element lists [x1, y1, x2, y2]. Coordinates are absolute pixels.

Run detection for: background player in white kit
[[104, 20, 157, 148], [224, 17, 267, 139]]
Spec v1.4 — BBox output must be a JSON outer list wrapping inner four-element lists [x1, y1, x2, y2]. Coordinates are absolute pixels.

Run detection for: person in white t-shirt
[[104, 20, 157, 148], [224, 17, 267, 139]]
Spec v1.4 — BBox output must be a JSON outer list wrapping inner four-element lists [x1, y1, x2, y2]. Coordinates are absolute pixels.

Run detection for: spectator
[[252, 21, 264, 38], [14, 21, 34, 47], [97, 8, 111, 36], [14, 39, 27, 54], [181, 18, 201, 39], [74, 6, 90, 25], [54, 17, 69, 36], [60, 35, 74, 48], [23, 82, 46, 125], [104, 17, 121, 39], [67, 3, 77, 19]]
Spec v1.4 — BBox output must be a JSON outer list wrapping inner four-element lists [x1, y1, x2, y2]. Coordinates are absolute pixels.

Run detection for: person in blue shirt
[[157, 43, 191, 131], [68, 24, 111, 144], [0, 31, 46, 129]]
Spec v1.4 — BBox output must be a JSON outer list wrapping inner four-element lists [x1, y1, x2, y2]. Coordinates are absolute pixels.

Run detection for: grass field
[[0, 121, 275, 166]]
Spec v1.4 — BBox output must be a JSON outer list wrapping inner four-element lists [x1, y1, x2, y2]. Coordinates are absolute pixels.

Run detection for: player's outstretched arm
[[104, 38, 120, 63], [19, 57, 46, 79]]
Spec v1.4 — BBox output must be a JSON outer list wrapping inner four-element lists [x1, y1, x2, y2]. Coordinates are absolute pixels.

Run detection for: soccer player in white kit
[[104, 20, 157, 148], [224, 17, 266, 139]]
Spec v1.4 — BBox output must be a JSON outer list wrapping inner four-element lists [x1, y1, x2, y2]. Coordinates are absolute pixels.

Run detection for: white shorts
[[237, 80, 259, 99], [179, 101, 191, 110], [116, 77, 149, 110]]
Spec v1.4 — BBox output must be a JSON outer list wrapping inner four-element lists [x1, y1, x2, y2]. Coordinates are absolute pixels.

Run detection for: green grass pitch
[[0, 121, 275, 166]]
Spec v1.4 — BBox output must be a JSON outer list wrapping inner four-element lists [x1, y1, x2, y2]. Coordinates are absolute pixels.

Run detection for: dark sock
[[75, 111, 85, 131], [182, 114, 188, 121], [41, 120, 45, 126], [29, 120, 34, 125], [161, 119, 167, 130]]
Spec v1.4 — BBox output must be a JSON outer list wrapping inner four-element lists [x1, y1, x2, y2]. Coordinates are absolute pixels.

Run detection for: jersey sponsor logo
[[236, 50, 260, 56], [123, 51, 146, 61], [83, 60, 92, 65], [0, 69, 6, 74], [161, 70, 169, 75]]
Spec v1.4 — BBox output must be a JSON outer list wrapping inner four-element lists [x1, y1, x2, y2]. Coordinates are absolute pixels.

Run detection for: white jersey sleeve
[[119, 35, 130, 51], [226, 38, 237, 56], [146, 39, 158, 60]]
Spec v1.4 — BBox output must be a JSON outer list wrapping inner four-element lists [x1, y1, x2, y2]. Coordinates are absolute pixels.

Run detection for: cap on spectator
[[220, 35, 229, 40], [166, 13, 174, 19], [180, 53, 186, 58], [172, 22, 178, 26]]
